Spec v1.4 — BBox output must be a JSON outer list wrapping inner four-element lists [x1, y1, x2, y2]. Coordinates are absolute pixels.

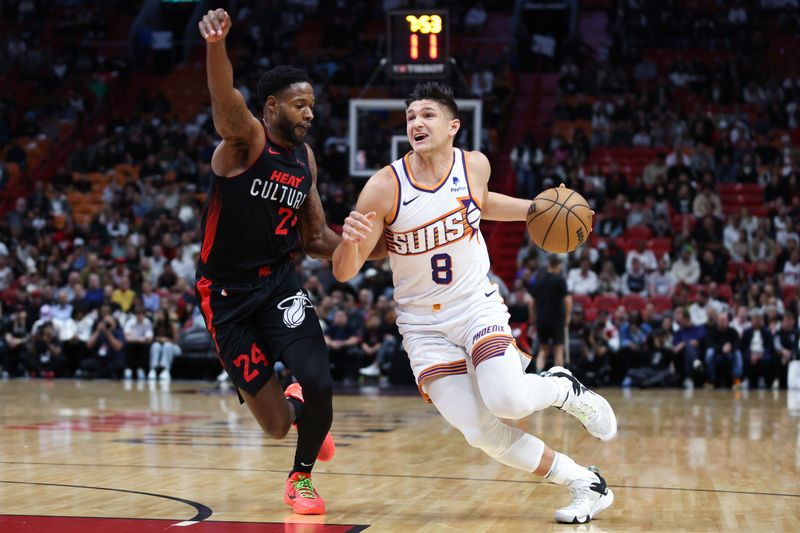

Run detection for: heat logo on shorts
[[277, 290, 314, 328]]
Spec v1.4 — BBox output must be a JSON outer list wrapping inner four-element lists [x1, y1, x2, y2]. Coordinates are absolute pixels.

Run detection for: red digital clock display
[[387, 11, 449, 78]]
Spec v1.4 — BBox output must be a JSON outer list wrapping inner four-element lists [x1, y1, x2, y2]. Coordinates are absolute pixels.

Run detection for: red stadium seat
[[715, 284, 733, 303], [594, 294, 620, 313], [572, 294, 593, 310], [650, 295, 674, 314], [625, 226, 652, 240], [782, 285, 798, 307], [621, 294, 647, 312]]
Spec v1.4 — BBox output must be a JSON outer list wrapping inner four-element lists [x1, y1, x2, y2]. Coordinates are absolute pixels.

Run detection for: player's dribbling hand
[[199, 9, 231, 43], [342, 211, 376, 244]]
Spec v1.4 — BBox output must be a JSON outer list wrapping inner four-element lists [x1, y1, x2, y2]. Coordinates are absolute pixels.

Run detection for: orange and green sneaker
[[284, 472, 326, 515]]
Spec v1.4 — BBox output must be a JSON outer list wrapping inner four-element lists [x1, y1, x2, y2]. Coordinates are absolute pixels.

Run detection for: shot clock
[[387, 10, 450, 78]]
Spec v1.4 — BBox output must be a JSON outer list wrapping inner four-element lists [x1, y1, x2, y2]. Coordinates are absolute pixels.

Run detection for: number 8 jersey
[[383, 148, 490, 308]]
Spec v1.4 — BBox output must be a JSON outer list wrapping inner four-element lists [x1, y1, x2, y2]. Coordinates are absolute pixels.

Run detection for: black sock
[[286, 397, 304, 424], [282, 337, 334, 477]]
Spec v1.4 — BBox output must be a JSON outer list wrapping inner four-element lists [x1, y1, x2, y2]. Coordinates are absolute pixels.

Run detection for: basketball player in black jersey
[[197, 8, 382, 515]]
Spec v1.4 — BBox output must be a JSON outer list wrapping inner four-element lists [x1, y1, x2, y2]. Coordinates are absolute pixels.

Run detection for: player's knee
[[260, 418, 291, 440], [298, 375, 333, 405], [482, 389, 529, 420], [460, 425, 493, 451]]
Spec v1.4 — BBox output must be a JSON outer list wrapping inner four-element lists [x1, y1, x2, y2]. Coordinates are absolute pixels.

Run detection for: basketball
[[526, 186, 592, 253]]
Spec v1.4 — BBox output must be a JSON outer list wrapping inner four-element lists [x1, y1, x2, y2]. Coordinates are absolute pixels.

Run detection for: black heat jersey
[[197, 131, 312, 280]]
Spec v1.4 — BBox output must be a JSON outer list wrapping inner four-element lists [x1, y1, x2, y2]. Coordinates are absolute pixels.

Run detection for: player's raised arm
[[199, 9, 260, 146], [332, 168, 395, 281]]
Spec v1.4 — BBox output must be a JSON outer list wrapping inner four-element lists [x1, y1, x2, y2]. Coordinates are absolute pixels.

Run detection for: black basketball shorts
[[195, 262, 324, 397], [537, 323, 565, 345]]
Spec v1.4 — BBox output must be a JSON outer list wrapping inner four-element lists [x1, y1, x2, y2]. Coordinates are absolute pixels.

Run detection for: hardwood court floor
[[1, 380, 799, 532]]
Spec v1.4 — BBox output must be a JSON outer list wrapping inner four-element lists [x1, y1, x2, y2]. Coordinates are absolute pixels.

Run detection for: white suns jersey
[[384, 148, 490, 308]]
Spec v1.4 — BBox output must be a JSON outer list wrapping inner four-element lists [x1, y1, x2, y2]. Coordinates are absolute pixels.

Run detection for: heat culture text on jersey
[[384, 197, 477, 255], [250, 169, 307, 209]]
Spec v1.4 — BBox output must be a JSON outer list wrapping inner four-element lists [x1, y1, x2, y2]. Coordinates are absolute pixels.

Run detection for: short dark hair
[[405, 81, 458, 118], [257, 65, 312, 106]]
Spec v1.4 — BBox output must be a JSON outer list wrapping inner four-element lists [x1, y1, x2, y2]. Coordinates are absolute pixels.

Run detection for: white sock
[[545, 452, 596, 485]]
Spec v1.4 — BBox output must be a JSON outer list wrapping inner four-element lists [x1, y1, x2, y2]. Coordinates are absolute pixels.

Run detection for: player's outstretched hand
[[342, 211, 376, 244], [199, 9, 231, 43]]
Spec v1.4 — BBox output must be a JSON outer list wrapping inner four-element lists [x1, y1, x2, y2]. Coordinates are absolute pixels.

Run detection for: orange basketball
[[526, 186, 592, 253]]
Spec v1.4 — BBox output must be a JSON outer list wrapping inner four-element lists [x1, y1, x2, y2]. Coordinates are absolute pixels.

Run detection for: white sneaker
[[123, 368, 133, 379], [137, 368, 146, 380], [543, 366, 617, 441], [683, 377, 694, 389], [217, 369, 229, 382], [359, 362, 380, 377], [771, 379, 780, 391], [554, 471, 614, 524], [159, 370, 171, 381], [147, 369, 157, 381]]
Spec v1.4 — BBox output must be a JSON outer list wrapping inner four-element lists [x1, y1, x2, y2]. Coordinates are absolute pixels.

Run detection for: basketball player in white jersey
[[332, 82, 617, 524]]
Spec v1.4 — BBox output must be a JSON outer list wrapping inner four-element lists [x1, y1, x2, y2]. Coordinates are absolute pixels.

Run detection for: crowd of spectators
[[1, 1, 799, 391], [509, 0, 800, 390], [1, 1, 516, 385]]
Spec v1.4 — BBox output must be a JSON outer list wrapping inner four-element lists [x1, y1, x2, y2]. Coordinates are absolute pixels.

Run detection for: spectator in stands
[[782, 250, 800, 286], [699, 249, 727, 285], [81, 311, 126, 379], [510, 134, 541, 199], [357, 312, 396, 379], [596, 259, 621, 295], [22, 321, 64, 378], [648, 257, 677, 298], [671, 244, 701, 285], [567, 258, 598, 296], [324, 309, 361, 384], [111, 276, 136, 313], [3, 305, 31, 377], [692, 184, 723, 219], [750, 227, 778, 263], [614, 308, 651, 384], [741, 309, 773, 389], [626, 240, 657, 273], [673, 307, 707, 388], [643, 153, 667, 188], [506, 279, 534, 326], [773, 310, 799, 389], [149, 308, 179, 381], [530, 255, 571, 372], [705, 312, 742, 388], [621, 258, 648, 296], [622, 328, 678, 388], [731, 305, 752, 337], [123, 306, 153, 380], [140, 281, 161, 313], [689, 289, 712, 327], [0, 251, 12, 292], [707, 282, 730, 316]]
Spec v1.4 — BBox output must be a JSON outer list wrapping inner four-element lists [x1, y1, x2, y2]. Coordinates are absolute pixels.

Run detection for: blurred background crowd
[[0, 0, 798, 390]]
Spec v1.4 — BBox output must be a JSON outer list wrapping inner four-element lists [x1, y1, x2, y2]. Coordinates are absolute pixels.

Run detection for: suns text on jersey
[[384, 204, 473, 255]]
